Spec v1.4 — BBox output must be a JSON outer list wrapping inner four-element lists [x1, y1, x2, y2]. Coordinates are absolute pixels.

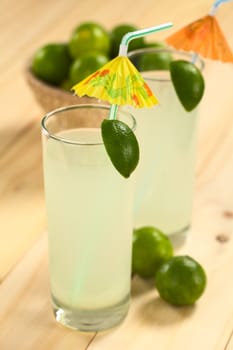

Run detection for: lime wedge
[[170, 60, 205, 112], [101, 119, 139, 178]]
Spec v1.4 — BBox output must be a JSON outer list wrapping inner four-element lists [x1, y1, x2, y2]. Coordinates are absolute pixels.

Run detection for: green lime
[[60, 79, 73, 91], [110, 24, 144, 58], [132, 226, 173, 278], [138, 50, 173, 71], [170, 60, 205, 111], [143, 41, 166, 49], [155, 255, 207, 306], [69, 52, 109, 85], [32, 43, 72, 85], [101, 119, 139, 178], [69, 22, 110, 59], [137, 42, 173, 71]]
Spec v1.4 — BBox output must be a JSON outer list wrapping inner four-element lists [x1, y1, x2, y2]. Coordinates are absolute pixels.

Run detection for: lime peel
[[132, 226, 173, 278], [170, 60, 205, 112], [101, 119, 139, 178], [155, 255, 207, 306]]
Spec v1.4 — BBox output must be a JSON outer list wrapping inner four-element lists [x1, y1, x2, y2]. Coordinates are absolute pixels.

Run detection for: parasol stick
[[108, 22, 173, 120]]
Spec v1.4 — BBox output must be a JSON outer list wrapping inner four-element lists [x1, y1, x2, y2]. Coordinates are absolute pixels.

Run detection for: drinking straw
[[118, 23, 173, 56], [209, 0, 233, 15], [108, 22, 173, 120]]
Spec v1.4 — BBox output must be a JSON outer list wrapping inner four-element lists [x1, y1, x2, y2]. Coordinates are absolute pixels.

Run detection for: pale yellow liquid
[[43, 128, 133, 310], [132, 72, 199, 236]]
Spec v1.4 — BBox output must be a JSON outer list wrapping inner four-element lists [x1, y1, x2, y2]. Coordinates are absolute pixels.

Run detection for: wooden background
[[1, 0, 233, 349]]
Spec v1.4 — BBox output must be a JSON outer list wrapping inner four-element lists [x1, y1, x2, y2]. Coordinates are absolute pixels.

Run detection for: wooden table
[[1, 0, 233, 349]]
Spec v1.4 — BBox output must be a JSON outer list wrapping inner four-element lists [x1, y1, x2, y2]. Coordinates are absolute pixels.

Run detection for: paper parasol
[[72, 23, 173, 117], [166, 0, 233, 62], [72, 23, 172, 178], [72, 56, 158, 108]]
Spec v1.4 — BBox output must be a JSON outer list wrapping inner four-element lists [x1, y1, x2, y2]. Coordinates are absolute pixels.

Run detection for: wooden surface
[[1, 0, 233, 349]]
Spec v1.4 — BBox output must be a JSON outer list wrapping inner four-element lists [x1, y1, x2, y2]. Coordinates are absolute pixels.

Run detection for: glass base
[[167, 225, 190, 249], [52, 294, 130, 332]]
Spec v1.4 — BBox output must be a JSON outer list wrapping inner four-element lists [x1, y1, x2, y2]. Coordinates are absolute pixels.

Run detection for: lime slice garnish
[[170, 60, 205, 112], [101, 119, 139, 178], [155, 255, 207, 306], [132, 226, 173, 278]]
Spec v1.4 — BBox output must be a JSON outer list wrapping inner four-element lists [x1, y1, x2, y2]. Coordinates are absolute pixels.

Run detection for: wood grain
[[88, 120, 233, 349], [0, 235, 95, 350], [1, 0, 233, 348], [0, 119, 46, 281]]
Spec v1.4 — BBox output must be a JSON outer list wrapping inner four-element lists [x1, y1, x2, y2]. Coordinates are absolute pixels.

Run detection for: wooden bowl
[[25, 67, 100, 112]]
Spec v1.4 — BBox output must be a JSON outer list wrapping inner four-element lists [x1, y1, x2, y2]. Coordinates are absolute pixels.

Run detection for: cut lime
[[155, 255, 207, 306], [101, 119, 139, 178], [170, 60, 205, 111], [132, 226, 173, 278]]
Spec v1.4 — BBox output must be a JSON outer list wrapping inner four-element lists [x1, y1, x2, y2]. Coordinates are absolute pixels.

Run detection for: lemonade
[[126, 49, 203, 245], [133, 73, 198, 237], [42, 105, 135, 331]]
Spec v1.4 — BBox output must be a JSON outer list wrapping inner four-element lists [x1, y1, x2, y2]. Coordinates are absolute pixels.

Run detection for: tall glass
[[128, 48, 204, 246], [41, 104, 136, 332]]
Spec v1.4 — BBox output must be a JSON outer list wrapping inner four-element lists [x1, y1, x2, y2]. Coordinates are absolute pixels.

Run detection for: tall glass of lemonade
[[41, 104, 136, 332], [128, 48, 204, 246]]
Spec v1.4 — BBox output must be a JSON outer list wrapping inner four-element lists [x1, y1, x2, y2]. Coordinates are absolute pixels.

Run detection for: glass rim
[[127, 47, 205, 82], [41, 104, 136, 146]]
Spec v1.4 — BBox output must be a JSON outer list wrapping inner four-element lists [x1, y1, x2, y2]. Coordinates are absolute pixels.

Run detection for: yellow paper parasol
[[72, 23, 172, 119], [73, 56, 158, 108], [166, 0, 233, 63], [72, 23, 172, 179]]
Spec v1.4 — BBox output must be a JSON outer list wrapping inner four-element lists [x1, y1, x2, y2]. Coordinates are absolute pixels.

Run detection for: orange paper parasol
[[166, 0, 233, 62]]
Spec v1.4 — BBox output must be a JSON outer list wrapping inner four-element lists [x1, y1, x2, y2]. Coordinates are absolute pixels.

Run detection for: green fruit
[[60, 79, 73, 91], [155, 255, 207, 306], [132, 226, 173, 278], [32, 43, 72, 85], [110, 24, 144, 58], [138, 51, 173, 71], [69, 22, 110, 58], [69, 52, 109, 85], [170, 60, 205, 111], [143, 41, 166, 49], [101, 119, 139, 178], [137, 42, 173, 71]]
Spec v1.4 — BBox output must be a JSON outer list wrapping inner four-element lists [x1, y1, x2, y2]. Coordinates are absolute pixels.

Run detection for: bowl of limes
[[26, 22, 171, 111]]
